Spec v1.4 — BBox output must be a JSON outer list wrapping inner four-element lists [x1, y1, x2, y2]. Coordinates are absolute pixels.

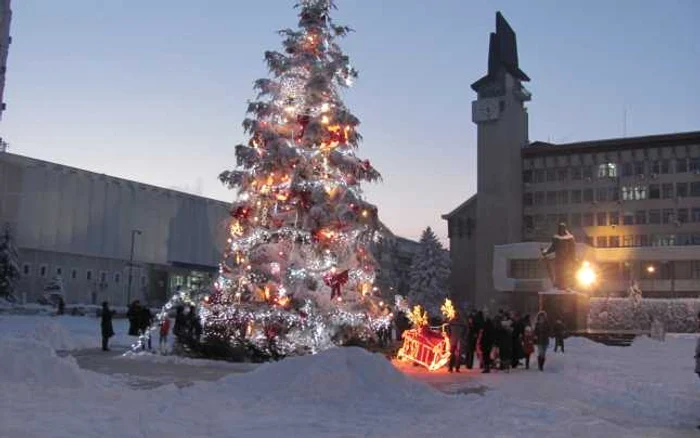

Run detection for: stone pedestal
[[538, 290, 589, 332]]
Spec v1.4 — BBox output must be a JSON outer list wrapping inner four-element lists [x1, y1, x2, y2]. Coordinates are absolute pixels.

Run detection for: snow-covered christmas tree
[[177, 0, 387, 359], [407, 227, 450, 316], [0, 223, 20, 300]]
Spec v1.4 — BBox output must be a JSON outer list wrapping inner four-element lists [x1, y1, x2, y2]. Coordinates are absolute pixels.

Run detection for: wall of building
[[0, 152, 230, 305], [444, 196, 477, 307]]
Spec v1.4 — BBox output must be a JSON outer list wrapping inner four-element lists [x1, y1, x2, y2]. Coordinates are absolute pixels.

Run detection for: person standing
[[465, 314, 477, 370], [159, 316, 171, 354], [100, 301, 115, 352], [553, 318, 566, 353], [480, 317, 495, 373], [694, 311, 700, 430], [522, 325, 535, 370], [534, 311, 551, 371], [127, 300, 141, 336], [447, 312, 465, 373]]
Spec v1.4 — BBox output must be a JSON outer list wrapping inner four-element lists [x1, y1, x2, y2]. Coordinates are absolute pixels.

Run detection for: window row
[[523, 158, 700, 184], [524, 182, 700, 206], [589, 234, 700, 248], [524, 207, 700, 230], [19, 264, 147, 286]]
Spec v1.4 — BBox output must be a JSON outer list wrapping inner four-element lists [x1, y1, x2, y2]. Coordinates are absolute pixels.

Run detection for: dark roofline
[[442, 194, 477, 220], [0, 151, 231, 208], [522, 131, 700, 158]]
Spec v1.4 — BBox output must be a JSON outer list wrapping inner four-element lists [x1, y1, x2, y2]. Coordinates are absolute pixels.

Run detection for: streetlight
[[576, 261, 597, 289], [127, 229, 142, 305], [647, 265, 655, 295]]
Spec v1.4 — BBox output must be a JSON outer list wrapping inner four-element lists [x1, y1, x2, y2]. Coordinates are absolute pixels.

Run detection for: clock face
[[472, 99, 500, 123]]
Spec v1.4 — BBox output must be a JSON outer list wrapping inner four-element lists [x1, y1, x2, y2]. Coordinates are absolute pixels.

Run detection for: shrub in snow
[[588, 298, 700, 333], [407, 227, 450, 315], [0, 223, 20, 300]]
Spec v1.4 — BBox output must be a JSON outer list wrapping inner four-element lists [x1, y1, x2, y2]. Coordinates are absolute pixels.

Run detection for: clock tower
[[471, 12, 531, 309]]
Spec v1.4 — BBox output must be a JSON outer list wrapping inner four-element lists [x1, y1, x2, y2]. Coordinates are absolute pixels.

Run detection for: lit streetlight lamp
[[576, 261, 597, 289]]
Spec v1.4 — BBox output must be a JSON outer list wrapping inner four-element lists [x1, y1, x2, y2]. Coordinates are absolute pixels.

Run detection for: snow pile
[[588, 298, 700, 332], [0, 337, 88, 388], [231, 346, 441, 406], [16, 319, 84, 350]]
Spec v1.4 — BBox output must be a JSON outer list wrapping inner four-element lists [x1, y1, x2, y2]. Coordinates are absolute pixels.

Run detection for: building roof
[[471, 12, 529, 92], [523, 131, 700, 158], [441, 194, 477, 220]]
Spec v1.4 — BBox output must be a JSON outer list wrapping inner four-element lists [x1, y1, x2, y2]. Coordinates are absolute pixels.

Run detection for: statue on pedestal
[[540, 223, 577, 290]]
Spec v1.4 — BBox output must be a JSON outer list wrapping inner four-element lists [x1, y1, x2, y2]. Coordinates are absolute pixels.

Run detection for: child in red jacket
[[159, 317, 171, 354]]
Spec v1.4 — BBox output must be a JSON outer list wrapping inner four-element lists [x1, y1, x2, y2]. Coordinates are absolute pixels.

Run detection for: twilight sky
[[3, 0, 699, 244]]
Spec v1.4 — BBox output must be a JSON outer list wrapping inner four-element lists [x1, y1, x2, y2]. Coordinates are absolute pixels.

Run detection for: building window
[[622, 162, 633, 177], [559, 190, 568, 204], [596, 236, 608, 248], [661, 159, 671, 174], [596, 188, 608, 202], [678, 208, 689, 224], [649, 209, 661, 224], [676, 182, 688, 198], [633, 161, 645, 176], [623, 212, 634, 225], [534, 215, 545, 229], [558, 214, 568, 226], [546, 191, 557, 205], [583, 166, 594, 180], [86, 270, 93, 281], [598, 163, 617, 178], [571, 213, 581, 227], [596, 212, 607, 226], [622, 185, 647, 200], [583, 189, 594, 202], [100, 271, 107, 284], [691, 182, 700, 197], [609, 236, 620, 248], [690, 157, 700, 173], [40, 265, 47, 277], [114, 273, 121, 284], [662, 183, 673, 199], [522, 170, 533, 183], [676, 158, 688, 173], [635, 210, 647, 225], [622, 235, 634, 247], [649, 184, 660, 199], [651, 161, 660, 174], [583, 213, 594, 227], [141, 275, 147, 287], [571, 190, 582, 204], [546, 214, 558, 229], [557, 168, 568, 181], [56, 267, 62, 276], [533, 169, 545, 183], [691, 261, 700, 279], [524, 215, 534, 231], [523, 193, 533, 206], [692, 208, 700, 223], [636, 235, 649, 247], [534, 192, 545, 205], [510, 260, 543, 279], [609, 187, 619, 201], [662, 209, 674, 224], [677, 234, 693, 246], [544, 168, 555, 182], [571, 167, 582, 180], [71, 269, 77, 280], [23, 264, 31, 276], [609, 211, 620, 225]]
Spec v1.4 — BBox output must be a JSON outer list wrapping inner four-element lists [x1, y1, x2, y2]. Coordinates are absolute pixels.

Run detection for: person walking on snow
[[553, 318, 566, 353], [534, 311, 551, 371], [100, 301, 115, 352], [447, 311, 465, 373], [522, 324, 535, 370]]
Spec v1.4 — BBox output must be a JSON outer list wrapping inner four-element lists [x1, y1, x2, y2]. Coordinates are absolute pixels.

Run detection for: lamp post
[[127, 229, 142, 305]]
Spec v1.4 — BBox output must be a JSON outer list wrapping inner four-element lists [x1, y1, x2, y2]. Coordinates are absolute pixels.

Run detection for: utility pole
[[127, 229, 142, 305]]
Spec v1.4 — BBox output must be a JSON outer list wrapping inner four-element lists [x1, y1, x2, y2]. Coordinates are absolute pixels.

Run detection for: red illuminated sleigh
[[397, 326, 451, 371]]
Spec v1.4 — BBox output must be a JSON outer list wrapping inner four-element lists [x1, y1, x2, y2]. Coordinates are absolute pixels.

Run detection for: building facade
[[0, 0, 10, 123], [0, 152, 230, 306], [444, 12, 700, 311]]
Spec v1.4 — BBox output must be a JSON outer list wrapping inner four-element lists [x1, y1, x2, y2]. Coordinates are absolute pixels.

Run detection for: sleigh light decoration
[[396, 304, 451, 371]]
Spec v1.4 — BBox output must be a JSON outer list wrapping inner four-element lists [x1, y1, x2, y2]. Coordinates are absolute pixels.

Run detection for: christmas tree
[[174, 0, 387, 359], [0, 223, 20, 300], [407, 227, 450, 316]]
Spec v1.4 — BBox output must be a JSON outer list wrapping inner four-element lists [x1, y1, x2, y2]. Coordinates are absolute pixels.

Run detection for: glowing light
[[320, 103, 330, 112], [440, 298, 456, 321], [647, 265, 655, 274], [321, 115, 330, 124], [576, 261, 596, 288]]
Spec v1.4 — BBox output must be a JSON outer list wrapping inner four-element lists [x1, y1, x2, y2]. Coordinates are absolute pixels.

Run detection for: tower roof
[[471, 12, 529, 92]]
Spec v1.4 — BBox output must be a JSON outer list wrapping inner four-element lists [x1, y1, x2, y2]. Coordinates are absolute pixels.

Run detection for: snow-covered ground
[[1, 314, 699, 437]]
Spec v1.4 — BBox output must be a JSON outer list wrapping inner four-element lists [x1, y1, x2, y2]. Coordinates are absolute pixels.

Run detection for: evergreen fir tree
[[0, 223, 20, 300], [407, 227, 450, 316], [169, 0, 387, 359]]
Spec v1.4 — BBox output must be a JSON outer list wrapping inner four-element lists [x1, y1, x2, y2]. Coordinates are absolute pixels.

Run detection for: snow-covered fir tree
[[407, 227, 450, 316], [0, 223, 20, 300]]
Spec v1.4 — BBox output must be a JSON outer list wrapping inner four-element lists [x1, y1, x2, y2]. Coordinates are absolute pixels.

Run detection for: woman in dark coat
[[127, 300, 141, 336], [100, 301, 115, 351], [479, 317, 495, 373], [534, 311, 551, 371]]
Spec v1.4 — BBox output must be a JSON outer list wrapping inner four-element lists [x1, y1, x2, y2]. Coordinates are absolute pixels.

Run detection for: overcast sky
[[3, 0, 699, 244]]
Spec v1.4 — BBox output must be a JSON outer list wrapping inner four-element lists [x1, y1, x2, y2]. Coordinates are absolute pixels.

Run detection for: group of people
[[446, 309, 567, 374], [98, 300, 204, 354]]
